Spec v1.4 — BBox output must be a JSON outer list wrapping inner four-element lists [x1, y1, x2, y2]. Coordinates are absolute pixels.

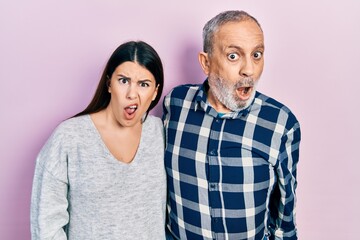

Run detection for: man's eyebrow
[[255, 44, 265, 49], [227, 44, 265, 50], [226, 45, 242, 50]]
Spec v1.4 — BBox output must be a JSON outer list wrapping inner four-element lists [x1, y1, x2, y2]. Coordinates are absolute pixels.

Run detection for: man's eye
[[227, 53, 239, 61], [253, 51, 263, 60]]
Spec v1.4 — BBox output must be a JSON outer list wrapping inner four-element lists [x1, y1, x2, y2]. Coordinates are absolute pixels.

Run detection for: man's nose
[[239, 56, 254, 77]]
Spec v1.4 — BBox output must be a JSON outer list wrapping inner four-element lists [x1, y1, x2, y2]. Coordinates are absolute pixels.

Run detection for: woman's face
[[107, 61, 158, 127]]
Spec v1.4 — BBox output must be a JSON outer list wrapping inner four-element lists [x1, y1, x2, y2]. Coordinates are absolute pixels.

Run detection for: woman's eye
[[253, 51, 263, 60], [119, 78, 129, 84], [140, 82, 150, 87], [227, 53, 239, 61]]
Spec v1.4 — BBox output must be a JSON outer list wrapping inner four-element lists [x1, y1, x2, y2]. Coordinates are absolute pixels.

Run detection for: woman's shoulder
[[144, 115, 162, 126], [143, 115, 163, 135], [55, 114, 90, 132], [59, 114, 90, 127], [48, 115, 91, 141]]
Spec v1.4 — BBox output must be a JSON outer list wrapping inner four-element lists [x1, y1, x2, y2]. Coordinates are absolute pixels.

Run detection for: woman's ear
[[198, 52, 210, 75], [106, 77, 111, 93], [152, 84, 159, 101]]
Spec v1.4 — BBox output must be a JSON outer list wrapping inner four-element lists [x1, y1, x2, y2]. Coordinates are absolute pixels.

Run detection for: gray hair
[[202, 10, 262, 55]]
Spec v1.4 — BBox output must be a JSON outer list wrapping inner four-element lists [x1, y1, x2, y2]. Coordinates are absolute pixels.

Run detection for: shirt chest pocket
[[215, 144, 274, 184]]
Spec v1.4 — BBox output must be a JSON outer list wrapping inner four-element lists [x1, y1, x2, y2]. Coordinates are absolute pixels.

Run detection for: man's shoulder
[[255, 91, 287, 109], [166, 83, 202, 98], [254, 91, 299, 123]]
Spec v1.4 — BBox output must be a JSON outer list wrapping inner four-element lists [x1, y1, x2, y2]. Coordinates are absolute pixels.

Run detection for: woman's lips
[[124, 104, 138, 119]]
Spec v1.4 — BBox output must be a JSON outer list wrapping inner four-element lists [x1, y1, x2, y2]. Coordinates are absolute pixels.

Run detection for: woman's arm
[[30, 128, 69, 240]]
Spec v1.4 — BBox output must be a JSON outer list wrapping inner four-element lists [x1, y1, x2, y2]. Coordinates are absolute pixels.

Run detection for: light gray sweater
[[31, 115, 166, 240]]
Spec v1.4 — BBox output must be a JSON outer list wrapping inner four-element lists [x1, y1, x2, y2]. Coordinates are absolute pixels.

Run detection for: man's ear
[[198, 52, 210, 75]]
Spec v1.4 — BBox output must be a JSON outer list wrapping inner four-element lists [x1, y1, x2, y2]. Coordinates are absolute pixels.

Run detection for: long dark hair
[[74, 41, 164, 118]]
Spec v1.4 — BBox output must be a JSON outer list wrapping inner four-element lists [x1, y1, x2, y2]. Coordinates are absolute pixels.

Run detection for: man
[[163, 10, 301, 240]]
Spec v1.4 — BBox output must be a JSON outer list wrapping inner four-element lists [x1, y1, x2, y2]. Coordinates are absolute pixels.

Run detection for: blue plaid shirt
[[163, 81, 301, 240]]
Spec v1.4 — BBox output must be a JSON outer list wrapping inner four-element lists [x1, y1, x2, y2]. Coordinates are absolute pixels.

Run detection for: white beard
[[208, 74, 257, 112]]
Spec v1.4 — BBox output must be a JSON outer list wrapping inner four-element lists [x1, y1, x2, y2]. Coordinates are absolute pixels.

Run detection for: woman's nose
[[126, 84, 138, 99]]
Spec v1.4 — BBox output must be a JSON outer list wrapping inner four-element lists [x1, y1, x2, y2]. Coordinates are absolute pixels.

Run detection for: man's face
[[200, 20, 264, 112]]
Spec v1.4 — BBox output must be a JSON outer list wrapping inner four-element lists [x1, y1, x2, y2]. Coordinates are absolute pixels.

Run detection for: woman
[[31, 41, 166, 239]]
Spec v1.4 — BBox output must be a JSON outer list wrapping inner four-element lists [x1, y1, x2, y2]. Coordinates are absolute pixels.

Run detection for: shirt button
[[210, 183, 216, 189], [209, 150, 216, 155]]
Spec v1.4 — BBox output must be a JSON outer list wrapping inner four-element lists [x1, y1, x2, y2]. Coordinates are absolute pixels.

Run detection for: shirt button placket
[[208, 117, 223, 236]]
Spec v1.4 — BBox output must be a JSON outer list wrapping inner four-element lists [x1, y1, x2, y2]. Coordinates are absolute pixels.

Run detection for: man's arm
[[269, 123, 301, 240]]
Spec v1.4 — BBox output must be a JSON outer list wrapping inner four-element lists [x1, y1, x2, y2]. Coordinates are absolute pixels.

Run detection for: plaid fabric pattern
[[163, 81, 301, 240]]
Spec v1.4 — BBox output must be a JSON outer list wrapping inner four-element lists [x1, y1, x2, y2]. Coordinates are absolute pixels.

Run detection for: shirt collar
[[194, 79, 254, 119]]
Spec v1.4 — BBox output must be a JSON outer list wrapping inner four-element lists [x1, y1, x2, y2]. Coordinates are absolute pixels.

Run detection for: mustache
[[234, 78, 255, 88]]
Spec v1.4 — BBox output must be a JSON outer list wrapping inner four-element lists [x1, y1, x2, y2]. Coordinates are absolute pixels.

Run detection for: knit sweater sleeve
[[30, 124, 70, 240]]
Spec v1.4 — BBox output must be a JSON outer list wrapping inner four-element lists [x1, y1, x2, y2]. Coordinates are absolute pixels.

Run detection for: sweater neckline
[[85, 114, 146, 166]]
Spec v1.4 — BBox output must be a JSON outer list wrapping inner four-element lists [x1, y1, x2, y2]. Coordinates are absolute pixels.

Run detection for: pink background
[[1, 1, 359, 239]]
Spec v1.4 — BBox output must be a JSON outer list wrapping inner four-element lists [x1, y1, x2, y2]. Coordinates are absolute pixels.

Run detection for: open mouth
[[124, 104, 138, 118], [243, 87, 251, 94], [236, 86, 253, 100]]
